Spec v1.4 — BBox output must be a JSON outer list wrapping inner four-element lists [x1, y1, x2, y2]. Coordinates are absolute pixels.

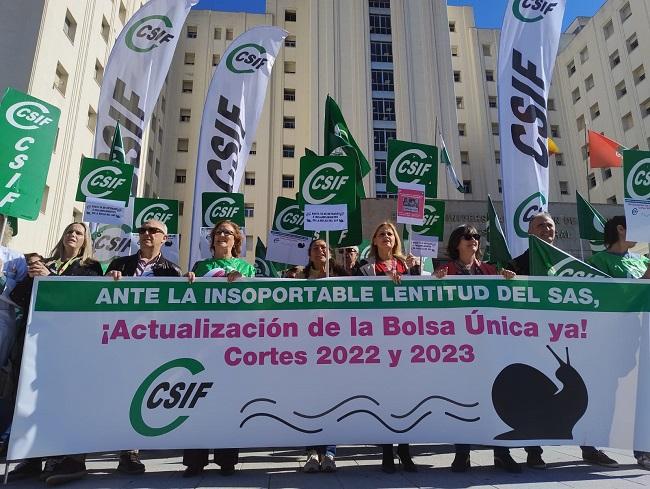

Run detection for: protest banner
[[529, 236, 610, 278], [396, 183, 426, 225], [623, 150, 650, 242], [0, 88, 60, 219], [9, 276, 650, 459], [387, 140, 438, 198]]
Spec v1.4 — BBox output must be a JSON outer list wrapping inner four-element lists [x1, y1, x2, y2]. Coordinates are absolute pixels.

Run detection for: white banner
[[498, 0, 565, 256], [8, 276, 650, 459], [189, 26, 287, 269], [93, 0, 197, 193]]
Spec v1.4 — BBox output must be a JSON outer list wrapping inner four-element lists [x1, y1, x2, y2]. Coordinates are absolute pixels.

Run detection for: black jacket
[[106, 253, 182, 277], [509, 250, 530, 276]]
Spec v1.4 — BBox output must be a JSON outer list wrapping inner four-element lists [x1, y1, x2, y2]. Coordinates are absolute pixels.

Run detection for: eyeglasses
[[138, 227, 164, 235], [462, 233, 481, 241], [214, 229, 235, 237]]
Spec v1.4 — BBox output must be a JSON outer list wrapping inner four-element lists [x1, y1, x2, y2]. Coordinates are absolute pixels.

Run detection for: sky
[[193, 0, 606, 31]]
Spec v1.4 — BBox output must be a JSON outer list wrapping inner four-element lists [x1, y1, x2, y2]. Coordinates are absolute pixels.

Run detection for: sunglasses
[[342, 248, 357, 254], [462, 233, 481, 241], [138, 227, 165, 235], [213, 229, 235, 237]]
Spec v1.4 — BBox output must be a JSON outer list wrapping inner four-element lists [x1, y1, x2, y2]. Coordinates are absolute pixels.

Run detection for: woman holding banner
[[183, 219, 255, 477], [436, 224, 520, 473], [357, 222, 418, 473]]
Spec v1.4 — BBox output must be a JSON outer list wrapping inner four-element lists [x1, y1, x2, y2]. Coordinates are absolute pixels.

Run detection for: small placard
[[266, 230, 311, 266], [304, 204, 348, 231], [409, 234, 439, 258], [397, 183, 425, 225], [83, 197, 126, 224]]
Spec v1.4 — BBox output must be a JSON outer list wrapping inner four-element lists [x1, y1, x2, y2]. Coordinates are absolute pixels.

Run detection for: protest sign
[[409, 234, 439, 258], [397, 183, 425, 225], [133, 198, 179, 234], [272, 196, 312, 237], [624, 150, 650, 242], [83, 197, 127, 225], [403, 199, 445, 240], [76, 158, 133, 204], [201, 192, 244, 227], [387, 140, 438, 197], [266, 230, 311, 266], [9, 276, 650, 459], [304, 204, 348, 231]]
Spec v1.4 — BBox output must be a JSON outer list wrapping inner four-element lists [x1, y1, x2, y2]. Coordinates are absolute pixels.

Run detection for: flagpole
[[0, 215, 7, 247], [585, 127, 591, 202], [579, 238, 585, 261], [325, 230, 330, 278]]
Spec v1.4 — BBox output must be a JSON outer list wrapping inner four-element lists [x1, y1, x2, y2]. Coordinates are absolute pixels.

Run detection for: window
[[184, 52, 195, 65], [373, 128, 396, 151], [567, 60, 576, 77], [581, 144, 588, 160], [548, 98, 556, 110], [633, 65, 646, 85], [585, 74, 594, 91], [373, 98, 395, 121], [603, 20, 614, 40], [498, 179, 502, 194], [147, 148, 154, 167], [214, 28, 221, 40], [579, 47, 589, 64], [576, 115, 585, 131], [485, 70, 495, 82], [463, 180, 472, 194], [607, 195, 617, 204], [282, 174, 295, 188], [590, 103, 600, 120], [244, 203, 255, 218], [369, 14, 391, 35], [626, 33, 639, 53], [284, 61, 296, 74], [482, 44, 491, 56], [249, 142, 257, 155], [245, 171, 256, 186], [460, 151, 469, 165], [284, 88, 296, 101], [572, 87, 581, 104], [453, 71, 461, 82], [369, 0, 390, 8], [177, 138, 189, 152], [94, 59, 104, 84], [283, 145, 295, 158], [491, 123, 499, 135], [182, 80, 193, 93], [370, 41, 392, 62], [449, 21, 456, 32], [456, 97, 464, 109], [63, 10, 77, 43], [285, 10, 297, 22], [641, 98, 650, 118], [87, 106, 97, 132], [602, 168, 612, 180], [495, 151, 500, 165], [609, 50, 620, 69], [283, 116, 295, 128], [155, 159, 160, 177], [54, 62, 68, 95], [620, 2, 632, 22], [175, 169, 186, 183], [551, 125, 560, 138], [588, 173, 596, 189], [555, 153, 564, 166], [226, 28, 233, 40], [559, 181, 569, 195], [187, 25, 197, 38], [371, 69, 394, 91], [488, 96, 497, 108], [285, 35, 296, 47], [40, 185, 49, 214], [161, 96, 166, 113], [246, 235, 254, 253], [458, 123, 466, 136], [374, 159, 387, 185], [101, 16, 110, 42], [158, 126, 163, 145], [622, 112, 634, 131], [616, 80, 627, 99], [179, 108, 191, 122], [212, 54, 220, 66], [451, 45, 459, 57], [144, 183, 150, 198]]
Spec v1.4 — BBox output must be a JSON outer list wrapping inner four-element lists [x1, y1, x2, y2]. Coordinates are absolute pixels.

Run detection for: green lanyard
[[53, 256, 79, 276]]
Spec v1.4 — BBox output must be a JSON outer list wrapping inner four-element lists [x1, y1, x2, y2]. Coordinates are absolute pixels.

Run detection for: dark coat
[[106, 253, 182, 277]]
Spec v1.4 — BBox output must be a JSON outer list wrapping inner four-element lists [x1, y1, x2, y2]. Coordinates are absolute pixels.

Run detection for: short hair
[[369, 222, 404, 260], [603, 215, 626, 247], [49, 222, 96, 265], [142, 219, 168, 235], [527, 212, 554, 232], [446, 224, 482, 261], [210, 220, 243, 257]]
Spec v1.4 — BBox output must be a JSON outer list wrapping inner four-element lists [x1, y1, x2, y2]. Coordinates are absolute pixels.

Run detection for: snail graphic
[[492, 345, 587, 440]]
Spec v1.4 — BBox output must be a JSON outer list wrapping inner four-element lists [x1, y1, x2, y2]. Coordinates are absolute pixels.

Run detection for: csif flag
[[576, 191, 606, 242], [254, 238, 279, 278], [588, 130, 625, 168], [109, 122, 126, 164], [485, 195, 512, 268], [499, 0, 565, 257], [439, 131, 465, 193], [529, 235, 609, 278]]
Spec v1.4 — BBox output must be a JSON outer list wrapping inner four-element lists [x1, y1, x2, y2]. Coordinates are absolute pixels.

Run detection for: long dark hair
[[603, 215, 626, 248], [303, 239, 349, 278], [446, 224, 482, 261]]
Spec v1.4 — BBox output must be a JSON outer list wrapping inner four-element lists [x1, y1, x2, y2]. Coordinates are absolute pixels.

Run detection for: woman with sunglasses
[[436, 225, 519, 473], [183, 220, 254, 478]]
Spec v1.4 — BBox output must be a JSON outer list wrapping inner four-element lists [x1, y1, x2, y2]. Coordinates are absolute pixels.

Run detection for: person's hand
[[643, 263, 650, 279], [405, 254, 420, 269], [501, 268, 516, 280], [110, 270, 122, 281], [185, 271, 196, 283], [28, 261, 51, 278], [435, 266, 448, 279], [227, 270, 242, 283], [386, 269, 401, 285]]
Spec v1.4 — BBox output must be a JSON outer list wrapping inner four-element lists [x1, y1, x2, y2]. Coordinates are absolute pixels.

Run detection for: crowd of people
[[0, 211, 648, 485]]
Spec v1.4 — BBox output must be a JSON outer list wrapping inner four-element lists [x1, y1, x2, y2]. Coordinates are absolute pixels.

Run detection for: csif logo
[[226, 43, 270, 74], [204, 197, 239, 225], [389, 149, 432, 186], [254, 257, 272, 277], [513, 192, 547, 238], [135, 203, 173, 227], [548, 257, 601, 278], [626, 158, 650, 200], [302, 162, 349, 204], [6, 101, 54, 130], [275, 204, 304, 233], [125, 15, 175, 53], [512, 0, 558, 23], [81, 166, 126, 198], [130, 358, 213, 437], [409, 203, 440, 235]]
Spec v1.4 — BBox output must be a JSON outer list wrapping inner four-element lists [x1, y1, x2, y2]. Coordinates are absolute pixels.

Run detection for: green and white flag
[[529, 235, 610, 278], [254, 238, 279, 278], [485, 195, 512, 268], [439, 132, 465, 193], [576, 191, 606, 252], [76, 157, 134, 204], [272, 196, 312, 237], [132, 198, 178, 234], [201, 192, 244, 228], [109, 122, 126, 164], [387, 139, 438, 198], [403, 199, 445, 239], [299, 154, 357, 207]]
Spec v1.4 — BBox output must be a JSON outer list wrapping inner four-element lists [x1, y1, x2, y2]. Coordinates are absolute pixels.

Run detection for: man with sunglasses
[[338, 246, 364, 274], [104, 220, 181, 474]]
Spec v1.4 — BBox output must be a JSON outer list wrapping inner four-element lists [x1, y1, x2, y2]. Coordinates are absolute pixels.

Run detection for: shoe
[[320, 454, 336, 472], [451, 453, 470, 472], [303, 450, 320, 473], [381, 459, 396, 474], [494, 453, 522, 473], [220, 465, 236, 476], [8, 459, 42, 482], [40, 458, 59, 481], [117, 451, 146, 474], [182, 465, 204, 478], [582, 449, 618, 468], [637, 453, 650, 470], [44, 457, 87, 486], [398, 453, 417, 472], [526, 452, 547, 469]]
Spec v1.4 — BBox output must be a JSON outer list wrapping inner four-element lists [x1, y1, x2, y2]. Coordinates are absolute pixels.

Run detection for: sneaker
[[8, 459, 42, 482], [117, 451, 146, 474], [40, 458, 60, 481], [220, 465, 236, 476], [526, 452, 547, 469], [182, 465, 204, 478], [494, 453, 522, 473], [320, 454, 336, 473], [451, 453, 470, 473], [303, 450, 320, 473], [637, 453, 650, 470], [44, 457, 87, 486], [582, 449, 618, 468]]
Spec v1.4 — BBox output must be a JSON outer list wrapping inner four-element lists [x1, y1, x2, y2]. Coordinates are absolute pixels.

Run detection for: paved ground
[[3, 445, 650, 488]]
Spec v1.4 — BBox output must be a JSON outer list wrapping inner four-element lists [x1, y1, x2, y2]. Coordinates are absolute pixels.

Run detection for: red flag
[[588, 130, 624, 168]]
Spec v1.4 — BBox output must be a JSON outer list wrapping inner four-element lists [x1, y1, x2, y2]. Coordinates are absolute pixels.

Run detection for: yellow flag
[[548, 137, 560, 155]]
